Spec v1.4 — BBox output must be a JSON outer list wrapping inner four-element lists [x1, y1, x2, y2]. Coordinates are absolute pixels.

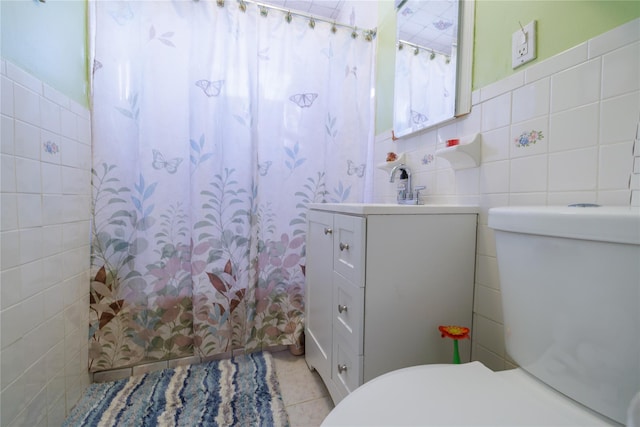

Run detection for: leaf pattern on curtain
[[89, 1, 375, 371]]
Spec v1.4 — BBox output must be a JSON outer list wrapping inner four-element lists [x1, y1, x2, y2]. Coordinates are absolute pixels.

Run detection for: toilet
[[322, 205, 640, 426]]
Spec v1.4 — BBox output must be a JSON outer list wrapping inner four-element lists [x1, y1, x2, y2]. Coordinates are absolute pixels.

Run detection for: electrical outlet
[[512, 20, 536, 69]]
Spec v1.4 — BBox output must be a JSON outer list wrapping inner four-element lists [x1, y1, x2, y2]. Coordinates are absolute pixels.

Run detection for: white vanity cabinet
[[305, 203, 478, 405]]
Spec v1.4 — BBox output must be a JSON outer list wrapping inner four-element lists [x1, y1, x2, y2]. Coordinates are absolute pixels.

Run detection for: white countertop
[[308, 203, 479, 215]]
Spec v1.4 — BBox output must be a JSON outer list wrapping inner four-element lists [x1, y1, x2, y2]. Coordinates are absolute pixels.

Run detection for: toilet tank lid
[[488, 205, 640, 244]]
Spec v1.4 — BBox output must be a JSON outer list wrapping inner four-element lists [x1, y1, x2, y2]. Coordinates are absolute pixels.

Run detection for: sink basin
[[308, 203, 479, 215]]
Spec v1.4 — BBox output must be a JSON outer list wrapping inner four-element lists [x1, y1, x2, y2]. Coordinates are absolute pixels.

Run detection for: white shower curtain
[[88, 0, 375, 371], [393, 45, 455, 135]]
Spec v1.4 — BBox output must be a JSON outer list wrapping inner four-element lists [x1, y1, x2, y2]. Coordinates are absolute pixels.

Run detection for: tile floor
[[271, 350, 334, 427]]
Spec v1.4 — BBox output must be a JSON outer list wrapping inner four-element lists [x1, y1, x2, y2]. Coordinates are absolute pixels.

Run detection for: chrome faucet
[[389, 164, 425, 205]]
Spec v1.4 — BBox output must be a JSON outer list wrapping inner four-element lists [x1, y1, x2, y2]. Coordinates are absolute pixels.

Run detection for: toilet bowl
[[322, 362, 613, 426], [321, 206, 639, 426]]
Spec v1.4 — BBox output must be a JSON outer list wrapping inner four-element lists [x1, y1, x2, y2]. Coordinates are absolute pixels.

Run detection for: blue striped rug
[[64, 351, 290, 426]]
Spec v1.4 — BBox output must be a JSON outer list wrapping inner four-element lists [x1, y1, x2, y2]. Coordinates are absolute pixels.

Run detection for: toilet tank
[[488, 206, 640, 425]]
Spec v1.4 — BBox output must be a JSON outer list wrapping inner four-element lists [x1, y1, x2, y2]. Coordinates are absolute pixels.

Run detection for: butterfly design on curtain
[[345, 66, 357, 78], [258, 161, 272, 176], [411, 110, 428, 125], [109, 3, 134, 25], [196, 79, 224, 97], [347, 160, 365, 178], [152, 149, 183, 174], [289, 93, 318, 108]]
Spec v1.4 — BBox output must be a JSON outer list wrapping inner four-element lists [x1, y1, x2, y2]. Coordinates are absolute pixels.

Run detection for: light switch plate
[[512, 20, 536, 69]]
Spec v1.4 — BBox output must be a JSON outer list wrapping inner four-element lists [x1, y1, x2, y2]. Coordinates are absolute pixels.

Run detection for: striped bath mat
[[63, 351, 290, 426]]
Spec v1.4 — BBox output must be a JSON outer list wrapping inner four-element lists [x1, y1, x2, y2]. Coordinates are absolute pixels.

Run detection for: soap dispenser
[[398, 168, 409, 199]]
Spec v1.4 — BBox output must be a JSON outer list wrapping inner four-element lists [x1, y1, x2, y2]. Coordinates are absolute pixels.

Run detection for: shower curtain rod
[[398, 39, 450, 59], [203, 0, 377, 41]]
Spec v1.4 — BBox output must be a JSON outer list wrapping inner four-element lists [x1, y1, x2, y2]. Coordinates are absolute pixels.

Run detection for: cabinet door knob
[[338, 304, 348, 314], [338, 364, 348, 374], [324, 227, 333, 235], [339, 242, 349, 251]]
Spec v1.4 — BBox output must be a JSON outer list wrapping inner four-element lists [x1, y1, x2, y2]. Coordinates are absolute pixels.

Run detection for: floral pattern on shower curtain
[[88, 0, 375, 371]]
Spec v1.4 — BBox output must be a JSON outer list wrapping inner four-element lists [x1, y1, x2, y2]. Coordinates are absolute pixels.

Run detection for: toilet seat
[[321, 362, 616, 426]]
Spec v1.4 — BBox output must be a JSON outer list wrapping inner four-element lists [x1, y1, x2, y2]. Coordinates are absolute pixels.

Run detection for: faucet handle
[[413, 186, 426, 202]]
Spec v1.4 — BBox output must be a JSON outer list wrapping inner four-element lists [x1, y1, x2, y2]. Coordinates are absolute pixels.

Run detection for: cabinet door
[[332, 328, 363, 402], [333, 214, 366, 286], [305, 210, 334, 380], [333, 272, 364, 353]]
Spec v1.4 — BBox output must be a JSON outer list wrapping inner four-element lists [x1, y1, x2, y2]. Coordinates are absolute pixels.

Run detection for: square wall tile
[[549, 103, 599, 152], [41, 162, 62, 194], [511, 77, 550, 124], [548, 191, 597, 206], [13, 84, 41, 127], [602, 42, 640, 99], [20, 260, 44, 301], [19, 227, 43, 265], [510, 116, 548, 158], [589, 18, 640, 58], [509, 155, 548, 193], [525, 43, 588, 85], [481, 92, 511, 132], [16, 194, 43, 228], [1, 153, 16, 192], [1, 304, 26, 349], [474, 284, 504, 324], [480, 126, 510, 162], [60, 109, 77, 140], [1, 115, 14, 154], [41, 137, 61, 172], [472, 314, 505, 356], [14, 120, 41, 160], [43, 84, 70, 109], [600, 92, 640, 145], [599, 141, 634, 190], [551, 59, 601, 113], [475, 254, 500, 290], [598, 189, 631, 206], [1, 193, 18, 231], [15, 157, 42, 194], [1, 75, 14, 117], [548, 147, 598, 192], [1, 339, 26, 389], [1, 230, 21, 270], [480, 160, 509, 194], [1, 267, 22, 309], [6, 62, 42, 94], [39, 97, 61, 134]]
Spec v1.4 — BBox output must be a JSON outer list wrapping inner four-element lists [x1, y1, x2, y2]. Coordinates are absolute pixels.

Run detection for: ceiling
[[258, 0, 458, 56], [397, 0, 458, 56]]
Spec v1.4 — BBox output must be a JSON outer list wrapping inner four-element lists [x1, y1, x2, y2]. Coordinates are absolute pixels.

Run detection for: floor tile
[[271, 350, 334, 426]]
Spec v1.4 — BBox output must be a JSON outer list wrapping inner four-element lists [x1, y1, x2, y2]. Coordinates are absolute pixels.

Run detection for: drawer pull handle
[[338, 304, 348, 314], [338, 364, 348, 374], [339, 242, 350, 251], [324, 227, 333, 235]]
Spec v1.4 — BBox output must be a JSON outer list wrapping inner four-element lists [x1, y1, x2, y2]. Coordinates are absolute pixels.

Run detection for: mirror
[[393, 0, 474, 138]]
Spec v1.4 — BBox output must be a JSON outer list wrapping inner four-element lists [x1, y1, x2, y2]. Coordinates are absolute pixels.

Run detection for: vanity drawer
[[333, 214, 365, 286], [333, 272, 364, 353], [332, 329, 363, 401]]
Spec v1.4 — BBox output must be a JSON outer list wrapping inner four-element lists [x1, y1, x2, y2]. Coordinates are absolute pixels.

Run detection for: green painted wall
[[474, 0, 640, 90], [375, 0, 640, 135], [1, 0, 88, 107], [375, 1, 397, 135]]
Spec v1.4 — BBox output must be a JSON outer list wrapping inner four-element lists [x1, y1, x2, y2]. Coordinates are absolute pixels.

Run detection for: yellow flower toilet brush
[[438, 325, 470, 364]]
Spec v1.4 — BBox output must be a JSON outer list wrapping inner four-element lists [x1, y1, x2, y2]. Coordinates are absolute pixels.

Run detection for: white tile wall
[[373, 18, 640, 370], [0, 60, 91, 426]]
